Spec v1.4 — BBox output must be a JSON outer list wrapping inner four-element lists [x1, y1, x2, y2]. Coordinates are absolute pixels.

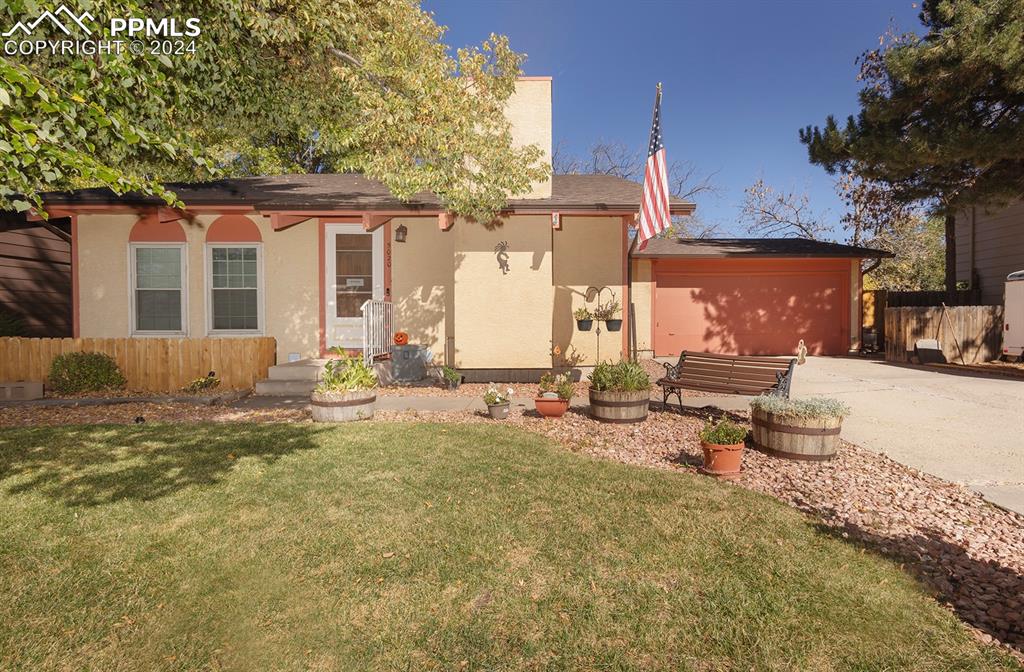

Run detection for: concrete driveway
[[668, 356, 1024, 513], [792, 357, 1024, 514]]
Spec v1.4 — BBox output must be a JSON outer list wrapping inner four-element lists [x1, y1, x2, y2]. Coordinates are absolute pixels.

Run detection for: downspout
[[626, 226, 638, 361]]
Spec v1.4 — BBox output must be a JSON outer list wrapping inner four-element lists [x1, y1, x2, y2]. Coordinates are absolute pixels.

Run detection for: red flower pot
[[534, 397, 569, 418], [701, 441, 745, 475]]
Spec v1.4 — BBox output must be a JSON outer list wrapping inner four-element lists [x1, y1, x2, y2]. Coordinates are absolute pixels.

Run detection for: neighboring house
[[956, 201, 1024, 305], [17, 77, 887, 377], [0, 215, 72, 336]]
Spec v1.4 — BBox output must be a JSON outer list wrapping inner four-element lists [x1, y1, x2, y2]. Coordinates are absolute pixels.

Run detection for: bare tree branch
[[740, 179, 829, 240]]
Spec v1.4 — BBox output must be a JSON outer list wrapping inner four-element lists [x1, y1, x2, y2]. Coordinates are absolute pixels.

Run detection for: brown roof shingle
[[632, 237, 893, 259], [40, 174, 695, 214]]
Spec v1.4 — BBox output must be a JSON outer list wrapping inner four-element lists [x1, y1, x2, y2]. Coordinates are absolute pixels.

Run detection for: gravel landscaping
[[2, 395, 1021, 659]]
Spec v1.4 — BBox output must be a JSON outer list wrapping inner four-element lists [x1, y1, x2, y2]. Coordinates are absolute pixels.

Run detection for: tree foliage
[[0, 1, 547, 219], [799, 0, 1024, 211]]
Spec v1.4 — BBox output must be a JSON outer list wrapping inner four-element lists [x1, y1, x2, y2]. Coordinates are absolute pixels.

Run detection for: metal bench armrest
[[661, 352, 686, 381]]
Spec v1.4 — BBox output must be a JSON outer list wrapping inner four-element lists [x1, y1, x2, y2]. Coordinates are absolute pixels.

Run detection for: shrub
[[483, 384, 514, 406], [573, 307, 592, 320], [749, 395, 850, 420], [0, 311, 26, 337], [538, 372, 574, 400], [588, 360, 650, 392], [183, 373, 220, 394], [316, 349, 377, 393], [699, 417, 748, 445], [49, 352, 126, 395], [441, 366, 461, 384]]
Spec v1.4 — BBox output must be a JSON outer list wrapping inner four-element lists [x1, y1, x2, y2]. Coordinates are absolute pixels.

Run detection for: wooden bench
[[657, 351, 796, 412]]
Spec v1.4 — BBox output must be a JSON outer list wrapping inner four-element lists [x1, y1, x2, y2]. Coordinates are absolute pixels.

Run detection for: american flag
[[636, 83, 671, 251]]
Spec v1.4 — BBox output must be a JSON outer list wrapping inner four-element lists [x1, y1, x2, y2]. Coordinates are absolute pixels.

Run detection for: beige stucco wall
[[391, 217, 455, 363], [552, 217, 625, 365], [78, 214, 135, 338], [76, 213, 318, 362], [506, 78, 552, 199], [631, 259, 654, 358], [849, 258, 861, 352], [453, 215, 553, 368]]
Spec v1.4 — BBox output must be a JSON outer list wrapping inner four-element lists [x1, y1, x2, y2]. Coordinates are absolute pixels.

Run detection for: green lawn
[[0, 423, 1016, 671]]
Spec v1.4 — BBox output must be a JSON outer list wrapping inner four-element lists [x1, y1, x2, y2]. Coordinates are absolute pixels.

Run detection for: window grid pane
[[211, 246, 259, 330], [135, 247, 182, 331]]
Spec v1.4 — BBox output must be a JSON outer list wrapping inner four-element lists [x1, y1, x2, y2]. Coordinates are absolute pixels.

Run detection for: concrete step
[[267, 359, 326, 381], [255, 379, 317, 396]]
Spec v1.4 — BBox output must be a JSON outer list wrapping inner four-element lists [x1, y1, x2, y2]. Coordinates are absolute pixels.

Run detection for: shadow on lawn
[[0, 423, 330, 507], [815, 518, 1024, 654]]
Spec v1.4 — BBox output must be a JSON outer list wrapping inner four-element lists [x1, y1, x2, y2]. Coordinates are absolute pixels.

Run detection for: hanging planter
[[593, 298, 622, 333], [573, 307, 593, 331]]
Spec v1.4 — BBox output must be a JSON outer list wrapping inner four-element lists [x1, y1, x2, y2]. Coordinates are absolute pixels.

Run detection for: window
[[335, 233, 373, 317], [131, 244, 186, 334], [208, 245, 262, 332]]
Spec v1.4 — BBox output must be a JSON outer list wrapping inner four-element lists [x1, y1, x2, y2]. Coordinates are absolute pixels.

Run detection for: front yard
[[0, 422, 1018, 670]]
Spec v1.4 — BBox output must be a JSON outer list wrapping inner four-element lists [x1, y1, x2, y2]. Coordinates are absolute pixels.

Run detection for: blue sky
[[424, 0, 921, 238]]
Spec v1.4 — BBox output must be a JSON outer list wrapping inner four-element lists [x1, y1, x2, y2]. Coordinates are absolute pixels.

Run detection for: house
[[956, 201, 1024, 305], [17, 77, 887, 381], [0, 215, 72, 336]]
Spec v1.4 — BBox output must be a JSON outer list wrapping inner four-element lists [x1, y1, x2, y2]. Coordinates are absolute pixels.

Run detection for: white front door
[[324, 223, 384, 349]]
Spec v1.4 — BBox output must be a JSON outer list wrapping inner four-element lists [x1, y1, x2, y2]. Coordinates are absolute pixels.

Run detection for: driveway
[[667, 356, 1024, 513], [793, 357, 1024, 514]]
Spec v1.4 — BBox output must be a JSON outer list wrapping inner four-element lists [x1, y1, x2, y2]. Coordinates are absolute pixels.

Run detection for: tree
[[739, 179, 828, 240], [0, 1, 547, 220], [553, 140, 721, 238], [799, 0, 1024, 293]]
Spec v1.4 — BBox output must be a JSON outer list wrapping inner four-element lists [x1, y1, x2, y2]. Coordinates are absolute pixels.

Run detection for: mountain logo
[[3, 5, 95, 38]]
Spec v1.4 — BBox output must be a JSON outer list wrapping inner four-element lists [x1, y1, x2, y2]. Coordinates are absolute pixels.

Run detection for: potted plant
[[440, 365, 463, 390], [534, 372, 573, 418], [749, 396, 849, 460], [594, 298, 622, 332], [483, 384, 514, 419], [698, 416, 748, 475], [311, 348, 378, 422], [573, 306, 593, 331], [587, 360, 650, 423]]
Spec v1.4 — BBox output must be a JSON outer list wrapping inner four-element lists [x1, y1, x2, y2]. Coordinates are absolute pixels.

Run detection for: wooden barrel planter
[[588, 389, 649, 423], [311, 389, 376, 422], [750, 408, 842, 460]]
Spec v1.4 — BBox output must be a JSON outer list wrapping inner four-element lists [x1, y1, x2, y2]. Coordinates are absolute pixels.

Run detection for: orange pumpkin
[[393, 331, 409, 346]]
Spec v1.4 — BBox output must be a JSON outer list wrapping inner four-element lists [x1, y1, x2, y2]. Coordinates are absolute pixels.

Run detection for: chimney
[[504, 76, 552, 199]]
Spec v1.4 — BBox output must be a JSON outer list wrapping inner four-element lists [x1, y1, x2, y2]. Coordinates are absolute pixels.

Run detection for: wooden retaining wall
[[883, 306, 1004, 364], [0, 337, 276, 392]]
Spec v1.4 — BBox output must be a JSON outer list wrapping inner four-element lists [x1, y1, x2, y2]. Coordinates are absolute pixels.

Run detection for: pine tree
[[799, 0, 1024, 294]]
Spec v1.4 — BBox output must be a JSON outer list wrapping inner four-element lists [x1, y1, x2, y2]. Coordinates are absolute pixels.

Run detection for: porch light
[[394, 223, 408, 243]]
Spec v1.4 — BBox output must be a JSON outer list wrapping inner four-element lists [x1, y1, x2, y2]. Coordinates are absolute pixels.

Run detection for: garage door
[[653, 259, 850, 356]]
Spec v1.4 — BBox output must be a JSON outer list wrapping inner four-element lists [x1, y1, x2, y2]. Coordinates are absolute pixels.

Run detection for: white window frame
[[128, 242, 189, 337], [204, 242, 265, 336]]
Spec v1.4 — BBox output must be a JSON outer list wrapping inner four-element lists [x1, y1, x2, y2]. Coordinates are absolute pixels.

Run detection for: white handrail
[[360, 299, 394, 366]]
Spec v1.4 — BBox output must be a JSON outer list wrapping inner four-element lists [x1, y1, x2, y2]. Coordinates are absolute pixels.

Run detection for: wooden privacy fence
[[863, 288, 993, 350], [0, 337, 277, 392], [884, 306, 1004, 364]]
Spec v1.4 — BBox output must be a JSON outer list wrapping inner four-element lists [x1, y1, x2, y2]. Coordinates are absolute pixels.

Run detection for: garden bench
[[657, 351, 796, 412]]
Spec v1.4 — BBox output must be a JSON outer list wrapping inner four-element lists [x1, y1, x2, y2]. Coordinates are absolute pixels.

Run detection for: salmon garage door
[[653, 258, 851, 356]]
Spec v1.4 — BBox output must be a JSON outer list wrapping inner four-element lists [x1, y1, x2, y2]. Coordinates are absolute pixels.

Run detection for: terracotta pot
[[701, 440, 745, 474], [487, 403, 510, 420], [311, 389, 376, 422], [534, 397, 569, 418]]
